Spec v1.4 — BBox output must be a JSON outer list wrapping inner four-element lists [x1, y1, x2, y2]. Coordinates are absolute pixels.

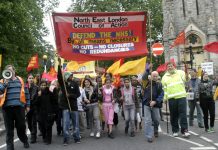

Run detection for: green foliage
[[0, 0, 59, 78], [68, 0, 164, 68]]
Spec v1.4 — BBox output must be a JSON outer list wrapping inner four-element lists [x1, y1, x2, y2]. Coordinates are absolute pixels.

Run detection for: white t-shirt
[[77, 87, 87, 111]]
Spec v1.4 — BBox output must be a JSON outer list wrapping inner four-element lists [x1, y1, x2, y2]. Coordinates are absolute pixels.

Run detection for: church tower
[[162, 0, 218, 73]]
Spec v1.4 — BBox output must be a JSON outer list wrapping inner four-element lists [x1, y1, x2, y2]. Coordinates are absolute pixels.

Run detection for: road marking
[[200, 136, 213, 143], [162, 132, 204, 147], [0, 130, 30, 149], [174, 137, 204, 147], [190, 147, 217, 150], [189, 131, 199, 136], [0, 128, 3, 131], [214, 143, 218, 146]]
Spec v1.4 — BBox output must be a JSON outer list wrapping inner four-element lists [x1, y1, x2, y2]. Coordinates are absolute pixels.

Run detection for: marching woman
[[102, 79, 115, 138], [36, 80, 56, 145], [83, 78, 101, 138], [26, 74, 38, 144], [120, 78, 137, 137], [199, 72, 215, 133]]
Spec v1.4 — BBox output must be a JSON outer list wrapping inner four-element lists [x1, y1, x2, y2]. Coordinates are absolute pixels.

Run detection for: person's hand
[[38, 91, 41, 96], [3, 79, 9, 86], [112, 100, 115, 104], [150, 101, 156, 107], [26, 107, 30, 113], [85, 99, 90, 104]]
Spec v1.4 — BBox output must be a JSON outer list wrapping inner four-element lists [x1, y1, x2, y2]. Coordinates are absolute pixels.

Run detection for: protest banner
[[52, 11, 147, 61], [201, 62, 214, 75]]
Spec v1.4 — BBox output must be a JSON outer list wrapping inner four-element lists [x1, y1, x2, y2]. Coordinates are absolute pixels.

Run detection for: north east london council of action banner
[[52, 11, 147, 61]]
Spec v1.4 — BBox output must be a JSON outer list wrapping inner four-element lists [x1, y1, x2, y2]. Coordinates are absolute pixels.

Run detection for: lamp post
[[43, 55, 47, 73], [188, 34, 197, 69]]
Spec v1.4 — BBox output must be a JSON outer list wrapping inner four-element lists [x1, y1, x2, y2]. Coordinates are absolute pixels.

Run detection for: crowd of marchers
[[0, 61, 218, 150]]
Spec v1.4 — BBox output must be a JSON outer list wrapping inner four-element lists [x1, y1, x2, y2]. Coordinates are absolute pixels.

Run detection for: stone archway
[[182, 33, 204, 69]]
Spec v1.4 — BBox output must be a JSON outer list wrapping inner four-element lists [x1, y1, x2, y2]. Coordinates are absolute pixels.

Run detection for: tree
[[68, 0, 164, 68], [0, 0, 59, 77]]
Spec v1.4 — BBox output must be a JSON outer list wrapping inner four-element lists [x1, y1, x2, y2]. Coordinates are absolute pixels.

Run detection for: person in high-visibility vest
[[161, 62, 190, 138], [0, 65, 30, 149]]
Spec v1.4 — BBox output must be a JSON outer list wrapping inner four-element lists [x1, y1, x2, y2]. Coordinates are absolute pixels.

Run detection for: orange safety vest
[[0, 76, 26, 107]]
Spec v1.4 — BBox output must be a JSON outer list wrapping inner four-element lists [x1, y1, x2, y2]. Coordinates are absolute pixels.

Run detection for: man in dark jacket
[[57, 59, 81, 145], [142, 68, 164, 143]]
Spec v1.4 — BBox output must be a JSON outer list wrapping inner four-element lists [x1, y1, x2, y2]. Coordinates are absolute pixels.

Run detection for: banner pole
[[148, 10, 153, 107]]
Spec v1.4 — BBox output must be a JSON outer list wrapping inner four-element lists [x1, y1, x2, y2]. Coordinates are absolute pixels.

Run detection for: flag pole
[[148, 10, 153, 107]]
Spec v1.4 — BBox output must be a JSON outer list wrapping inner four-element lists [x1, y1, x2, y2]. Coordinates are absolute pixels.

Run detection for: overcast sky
[[43, 0, 72, 49]]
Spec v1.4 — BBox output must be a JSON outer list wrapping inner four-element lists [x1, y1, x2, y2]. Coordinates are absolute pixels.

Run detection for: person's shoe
[[208, 127, 215, 133], [30, 138, 36, 144], [75, 139, 81, 144], [23, 142, 30, 148], [130, 132, 135, 137], [154, 132, 159, 138], [125, 127, 128, 135], [90, 132, 94, 137], [182, 131, 190, 138], [198, 124, 204, 128], [172, 132, 179, 137], [63, 139, 68, 146], [147, 138, 153, 143], [205, 128, 210, 133], [96, 132, 101, 138], [108, 132, 114, 139], [45, 142, 51, 145], [38, 132, 42, 136]]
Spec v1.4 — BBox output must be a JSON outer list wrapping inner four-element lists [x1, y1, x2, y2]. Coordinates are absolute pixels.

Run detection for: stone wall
[[162, 0, 218, 74]]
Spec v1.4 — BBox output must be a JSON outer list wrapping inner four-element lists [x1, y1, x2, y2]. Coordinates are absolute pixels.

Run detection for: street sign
[[152, 43, 164, 56]]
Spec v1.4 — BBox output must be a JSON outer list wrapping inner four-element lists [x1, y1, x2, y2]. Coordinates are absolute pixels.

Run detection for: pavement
[[0, 101, 218, 135], [0, 101, 218, 150], [0, 109, 5, 136]]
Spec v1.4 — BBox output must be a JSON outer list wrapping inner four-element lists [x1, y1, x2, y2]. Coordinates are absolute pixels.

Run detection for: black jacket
[[84, 86, 98, 104], [27, 83, 38, 110], [57, 65, 81, 111], [36, 87, 57, 118]]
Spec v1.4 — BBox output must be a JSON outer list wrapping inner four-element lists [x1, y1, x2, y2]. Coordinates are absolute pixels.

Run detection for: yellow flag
[[107, 59, 121, 75], [118, 57, 146, 76]]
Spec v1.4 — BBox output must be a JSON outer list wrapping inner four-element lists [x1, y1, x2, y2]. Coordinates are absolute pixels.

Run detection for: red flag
[[42, 72, 57, 82], [48, 66, 57, 77], [26, 54, 39, 72], [203, 41, 218, 54], [113, 58, 124, 88], [156, 59, 176, 73], [170, 31, 185, 49]]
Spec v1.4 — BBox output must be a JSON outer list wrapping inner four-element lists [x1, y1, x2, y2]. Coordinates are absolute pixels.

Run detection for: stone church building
[[162, 0, 218, 74]]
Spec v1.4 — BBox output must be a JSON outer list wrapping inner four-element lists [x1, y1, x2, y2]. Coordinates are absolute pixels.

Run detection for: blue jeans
[[168, 98, 188, 133], [123, 105, 135, 133], [144, 105, 160, 139], [62, 109, 80, 141], [188, 99, 204, 126]]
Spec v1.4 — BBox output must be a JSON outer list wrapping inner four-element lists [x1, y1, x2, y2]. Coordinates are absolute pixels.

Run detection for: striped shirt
[[4, 78, 30, 107]]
